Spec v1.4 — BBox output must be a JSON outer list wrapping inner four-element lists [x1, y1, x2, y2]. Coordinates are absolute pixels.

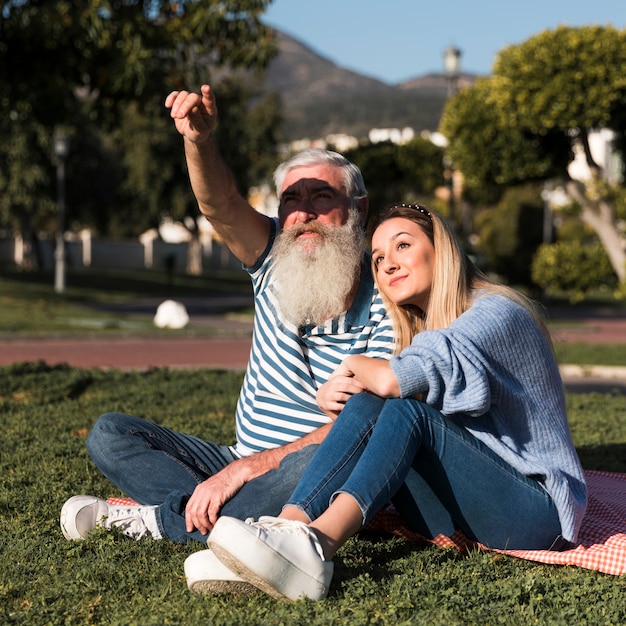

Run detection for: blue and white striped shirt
[[232, 218, 394, 457]]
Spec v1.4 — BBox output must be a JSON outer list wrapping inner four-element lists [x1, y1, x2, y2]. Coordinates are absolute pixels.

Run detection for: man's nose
[[294, 199, 317, 222]]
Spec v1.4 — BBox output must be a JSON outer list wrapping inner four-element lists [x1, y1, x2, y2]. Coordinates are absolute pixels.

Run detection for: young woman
[[205, 204, 587, 601]]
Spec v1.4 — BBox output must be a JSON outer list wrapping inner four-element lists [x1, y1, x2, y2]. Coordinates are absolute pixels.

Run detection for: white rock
[[154, 300, 189, 329]]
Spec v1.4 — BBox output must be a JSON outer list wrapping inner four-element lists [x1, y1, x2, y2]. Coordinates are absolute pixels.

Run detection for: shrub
[[532, 240, 617, 302]]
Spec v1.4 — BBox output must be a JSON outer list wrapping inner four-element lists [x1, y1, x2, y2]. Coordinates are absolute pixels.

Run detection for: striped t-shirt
[[231, 218, 394, 457]]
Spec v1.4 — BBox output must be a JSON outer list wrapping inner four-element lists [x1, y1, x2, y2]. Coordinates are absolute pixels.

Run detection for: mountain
[[253, 31, 477, 142]]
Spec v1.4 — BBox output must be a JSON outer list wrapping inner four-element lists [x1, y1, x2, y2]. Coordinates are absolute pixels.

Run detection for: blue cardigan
[[390, 294, 587, 543]]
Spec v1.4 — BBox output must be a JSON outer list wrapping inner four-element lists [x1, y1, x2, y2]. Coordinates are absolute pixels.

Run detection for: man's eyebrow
[[282, 183, 338, 198]]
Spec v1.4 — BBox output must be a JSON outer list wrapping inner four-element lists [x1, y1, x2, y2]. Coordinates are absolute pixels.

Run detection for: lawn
[[1, 268, 625, 623], [1, 362, 625, 625], [2, 267, 626, 367], [0, 267, 253, 336]]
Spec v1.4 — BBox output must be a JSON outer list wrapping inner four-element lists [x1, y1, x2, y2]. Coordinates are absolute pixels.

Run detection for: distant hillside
[[254, 31, 478, 141]]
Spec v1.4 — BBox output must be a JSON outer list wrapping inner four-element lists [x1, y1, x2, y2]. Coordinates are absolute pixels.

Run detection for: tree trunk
[[565, 179, 626, 283], [186, 232, 202, 275]]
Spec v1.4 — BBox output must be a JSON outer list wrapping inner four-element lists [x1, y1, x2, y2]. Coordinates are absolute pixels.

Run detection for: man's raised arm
[[165, 84, 271, 267]]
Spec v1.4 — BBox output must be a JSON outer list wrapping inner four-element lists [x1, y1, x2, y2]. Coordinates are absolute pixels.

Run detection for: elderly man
[[60, 85, 393, 559]]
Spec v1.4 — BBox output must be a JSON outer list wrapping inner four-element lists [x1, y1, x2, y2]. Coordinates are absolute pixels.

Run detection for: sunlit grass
[[0, 267, 252, 336], [1, 363, 624, 625]]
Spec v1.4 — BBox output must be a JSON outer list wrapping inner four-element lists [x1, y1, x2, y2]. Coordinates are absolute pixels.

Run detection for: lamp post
[[443, 46, 462, 229], [53, 132, 70, 293], [443, 46, 462, 97]]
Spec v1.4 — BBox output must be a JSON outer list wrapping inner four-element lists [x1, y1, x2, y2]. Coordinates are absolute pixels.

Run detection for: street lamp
[[53, 132, 70, 293], [442, 46, 463, 229], [443, 46, 462, 97]]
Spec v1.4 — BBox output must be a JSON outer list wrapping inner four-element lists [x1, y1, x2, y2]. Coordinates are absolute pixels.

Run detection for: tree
[[344, 137, 445, 226], [439, 78, 571, 204], [0, 0, 277, 264], [532, 241, 616, 303], [1, 0, 275, 125], [476, 184, 545, 288], [440, 25, 626, 286]]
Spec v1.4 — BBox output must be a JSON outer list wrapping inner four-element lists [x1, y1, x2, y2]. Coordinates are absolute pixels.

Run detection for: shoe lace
[[106, 505, 149, 538], [246, 516, 326, 560], [108, 505, 144, 522]]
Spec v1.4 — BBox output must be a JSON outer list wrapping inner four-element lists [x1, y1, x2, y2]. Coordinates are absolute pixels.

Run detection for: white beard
[[271, 210, 364, 327]]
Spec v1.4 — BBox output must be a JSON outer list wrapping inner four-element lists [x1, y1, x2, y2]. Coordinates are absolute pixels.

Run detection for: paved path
[[550, 314, 626, 345], [6, 322, 626, 369], [1, 303, 625, 393], [0, 335, 253, 371], [0, 294, 255, 371]]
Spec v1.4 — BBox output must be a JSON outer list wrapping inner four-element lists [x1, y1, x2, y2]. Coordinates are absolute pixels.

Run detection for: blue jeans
[[86, 412, 319, 543], [286, 393, 564, 551]]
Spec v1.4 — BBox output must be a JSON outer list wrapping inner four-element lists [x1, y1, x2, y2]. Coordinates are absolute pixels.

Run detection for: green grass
[[0, 267, 252, 336], [2, 268, 626, 367], [1, 362, 625, 625], [553, 343, 626, 367]]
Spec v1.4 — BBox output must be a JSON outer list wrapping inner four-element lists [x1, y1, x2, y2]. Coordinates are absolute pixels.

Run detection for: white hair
[[273, 148, 367, 209]]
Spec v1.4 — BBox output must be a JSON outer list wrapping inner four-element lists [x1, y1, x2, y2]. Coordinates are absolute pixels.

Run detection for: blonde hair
[[370, 204, 550, 353]]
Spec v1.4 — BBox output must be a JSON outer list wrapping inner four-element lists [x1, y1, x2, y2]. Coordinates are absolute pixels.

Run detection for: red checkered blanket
[[366, 469, 626, 576], [108, 469, 626, 576]]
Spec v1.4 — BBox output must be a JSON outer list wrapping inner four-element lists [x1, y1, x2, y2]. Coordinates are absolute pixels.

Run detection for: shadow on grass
[[0, 266, 252, 301], [576, 443, 626, 474]]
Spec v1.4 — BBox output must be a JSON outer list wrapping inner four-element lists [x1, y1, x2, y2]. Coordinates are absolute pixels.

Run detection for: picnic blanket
[[366, 469, 626, 576], [107, 470, 625, 576]]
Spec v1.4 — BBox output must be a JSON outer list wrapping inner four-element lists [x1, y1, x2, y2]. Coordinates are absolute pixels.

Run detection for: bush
[[474, 184, 544, 287], [532, 240, 617, 302]]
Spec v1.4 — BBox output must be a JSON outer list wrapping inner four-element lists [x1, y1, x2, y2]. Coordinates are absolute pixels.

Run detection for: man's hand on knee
[[184, 460, 250, 534]]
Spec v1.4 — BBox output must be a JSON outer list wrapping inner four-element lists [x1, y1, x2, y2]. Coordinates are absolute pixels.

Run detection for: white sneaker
[[184, 549, 256, 595], [208, 516, 334, 602], [60, 495, 161, 540]]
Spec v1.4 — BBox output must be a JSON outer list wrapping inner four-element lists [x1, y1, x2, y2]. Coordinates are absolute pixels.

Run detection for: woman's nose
[[382, 256, 398, 272]]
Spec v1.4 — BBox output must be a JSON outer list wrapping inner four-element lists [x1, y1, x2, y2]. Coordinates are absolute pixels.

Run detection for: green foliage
[[211, 77, 283, 197], [1, 1, 275, 122], [439, 78, 570, 201], [111, 99, 189, 236], [474, 184, 544, 286], [0, 115, 57, 236], [344, 138, 445, 223], [1, 362, 625, 625], [493, 26, 626, 135], [532, 241, 618, 303], [0, 0, 278, 249], [440, 25, 626, 285]]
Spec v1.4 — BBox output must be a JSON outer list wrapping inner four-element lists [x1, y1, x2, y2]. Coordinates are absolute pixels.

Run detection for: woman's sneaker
[[208, 516, 334, 601], [184, 549, 256, 595], [60, 495, 161, 540]]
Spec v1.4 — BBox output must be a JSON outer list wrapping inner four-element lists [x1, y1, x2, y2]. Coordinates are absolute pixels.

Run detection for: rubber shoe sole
[[60, 495, 109, 540], [208, 517, 332, 602], [184, 550, 256, 596]]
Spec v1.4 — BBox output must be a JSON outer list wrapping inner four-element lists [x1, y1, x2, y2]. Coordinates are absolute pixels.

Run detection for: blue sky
[[262, 0, 625, 84]]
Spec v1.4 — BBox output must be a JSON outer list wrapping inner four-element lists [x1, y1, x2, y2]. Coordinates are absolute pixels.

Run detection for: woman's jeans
[[286, 393, 564, 551], [86, 412, 318, 543]]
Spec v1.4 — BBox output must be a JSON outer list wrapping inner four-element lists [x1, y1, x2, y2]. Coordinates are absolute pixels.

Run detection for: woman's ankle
[[279, 505, 310, 523]]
